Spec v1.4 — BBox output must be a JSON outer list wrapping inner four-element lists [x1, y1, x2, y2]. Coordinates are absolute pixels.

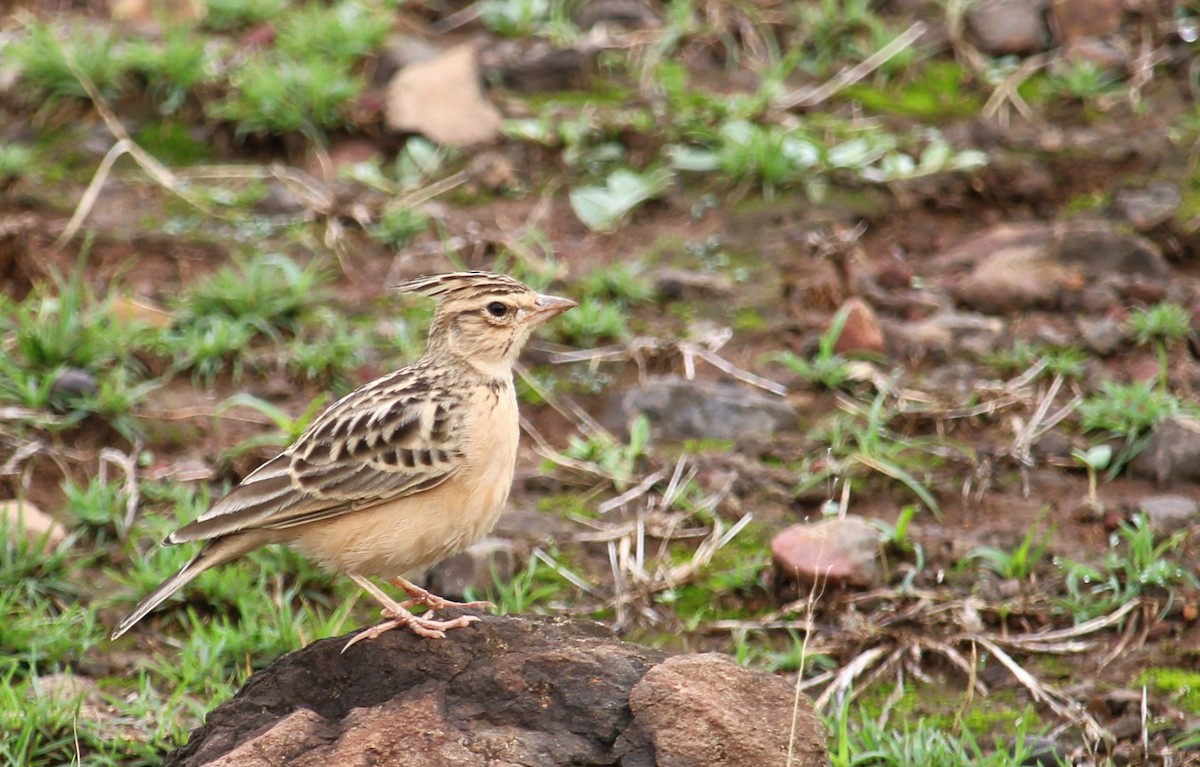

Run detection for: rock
[[942, 221, 1168, 314], [615, 377, 797, 442], [162, 615, 827, 767], [1136, 495, 1200, 536], [832, 297, 885, 355], [1131, 416, 1200, 484], [618, 654, 826, 767], [385, 44, 501, 147], [482, 40, 592, 92], [424, 536, 517, 601], [887, 310, 1005, 358], [51, 367, 98, 399], [1, 499, 67, 548], [966, 0, 1050, 56], [1077, 314, 1125, 355], [1113, 182, 1181, 231], [1014, 734, 1070, 766], [770, 515, 881, 587], [1048, 0, 1122, 44]]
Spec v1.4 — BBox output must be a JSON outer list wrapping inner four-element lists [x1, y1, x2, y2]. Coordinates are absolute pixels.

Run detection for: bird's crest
[[395, 271, 530, 301]]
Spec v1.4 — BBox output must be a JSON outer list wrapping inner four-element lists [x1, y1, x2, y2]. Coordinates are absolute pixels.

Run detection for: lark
[[112, 271, 575, 648]]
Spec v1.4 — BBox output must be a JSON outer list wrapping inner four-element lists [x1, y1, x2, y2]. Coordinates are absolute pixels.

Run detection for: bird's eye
[[486, 301, 508, 318]]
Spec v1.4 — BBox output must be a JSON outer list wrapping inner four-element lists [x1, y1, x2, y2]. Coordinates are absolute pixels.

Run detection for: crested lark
[[112, 271, 575, 647]]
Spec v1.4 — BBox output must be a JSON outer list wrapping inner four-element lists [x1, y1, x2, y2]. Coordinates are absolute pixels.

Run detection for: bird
[[111, 271, 576, 648]]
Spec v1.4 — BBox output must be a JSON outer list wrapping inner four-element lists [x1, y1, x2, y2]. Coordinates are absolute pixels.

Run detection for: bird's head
[[396, 271, 576, 377]]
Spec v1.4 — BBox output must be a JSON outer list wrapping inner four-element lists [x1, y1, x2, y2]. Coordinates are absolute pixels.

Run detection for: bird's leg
[[342, 573, 480, 652], [389, 575, 494, 611]]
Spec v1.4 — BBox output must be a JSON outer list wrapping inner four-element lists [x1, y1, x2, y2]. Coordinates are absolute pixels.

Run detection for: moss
[[1137, 668, 1200, 714], [135, 122, 211, 165], [732, 307, 766, 331]]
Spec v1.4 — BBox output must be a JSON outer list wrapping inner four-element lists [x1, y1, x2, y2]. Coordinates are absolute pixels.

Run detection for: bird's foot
[[389, 576, 494, 612], [341, 609, 480, 652]]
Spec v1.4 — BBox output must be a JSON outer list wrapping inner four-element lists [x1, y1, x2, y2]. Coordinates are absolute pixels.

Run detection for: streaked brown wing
[[168, 377, 463, 544]]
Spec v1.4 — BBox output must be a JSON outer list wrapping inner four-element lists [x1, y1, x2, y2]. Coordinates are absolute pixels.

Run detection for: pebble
[[1131, 416, 1200, 484], [1, 499, 67, 548], [832, 297, 885, 355], [770, 515, 881, 588], [1136, 495, 1199, 536], [615, 377, 797, 442], [966, 0, 1050, 56]]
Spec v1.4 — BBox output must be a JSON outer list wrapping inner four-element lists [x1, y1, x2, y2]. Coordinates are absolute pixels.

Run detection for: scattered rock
[[424, 536, 517, 601], [1112, 182, 1181, 231], [618, 654, 826, 767], [887, 310, 1005, 358], [1, 499, 67, 548], [832, 297, 885, 355], [482, 40, 592, 92], [50, 367, 98, 399], [771, 515, 881, 587], [1048, 0, 1122, 44], [1136, 495, 1199, 536], [162, 614, 827, 767], [1131, 416, 1200, 484], [1076, 314, 1125, 355], [385, 44, 501, 147], [941, 221, 1168, 314], [966, 0, 1050, 56], [615, 377, 797, 442]]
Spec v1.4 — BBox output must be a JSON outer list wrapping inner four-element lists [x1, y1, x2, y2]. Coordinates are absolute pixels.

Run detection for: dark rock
[[832, 297, 885, 355], [1014, 734, 1070, 766], [966, 0, 1050, 56], [1113, 182, 1181, 231], [51, 368, 98, 399], [162, 615, 827, 767], [1136, 495, 1200, 536], [1032, 430, 1074, 461], [424, 536, 517, 601], [615, 377, 797, 442], [617, 654, 827, 767], [482, 40, 592, 92], [1131, 416, 1200, 484], [771, 515, 881, 587]]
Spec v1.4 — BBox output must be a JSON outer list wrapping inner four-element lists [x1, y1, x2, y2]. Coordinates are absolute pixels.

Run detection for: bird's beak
[[530, 294, 577, 323]]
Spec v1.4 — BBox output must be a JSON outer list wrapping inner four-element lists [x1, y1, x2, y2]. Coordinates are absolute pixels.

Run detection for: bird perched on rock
[[112, 271, 575, 648]]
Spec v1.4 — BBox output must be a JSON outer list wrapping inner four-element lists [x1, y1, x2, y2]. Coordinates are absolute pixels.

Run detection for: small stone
[[1131, 416, 1200, 484], [1048, 0, 1122, 43], [1032, 430, 1073, 460], [1061, 37, 1130, 72], [1014, 735, 1069, 766], [1113, 182, 1181, 231], [771, 515, 881, 587], [967, 0, 1050, 56], [943, 221, 1167, 314], [1, 499, 67, 548], [482, 40, 591, 92], [464, 151, 517, 193], [1136, 495, 1199, 536], [385, 44, 501, 147], [615, 377, 797, 443], [888, 311, 1005, 358], [424, 537, 517, 601], [1077, 315, 1125, 355], [576, 0, 659, 30], [51, 368, 98, 399], [832, 297, 885, 355]]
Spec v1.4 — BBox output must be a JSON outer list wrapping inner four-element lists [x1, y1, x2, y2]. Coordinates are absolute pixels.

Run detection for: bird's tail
[[110, 534, 258, 640]]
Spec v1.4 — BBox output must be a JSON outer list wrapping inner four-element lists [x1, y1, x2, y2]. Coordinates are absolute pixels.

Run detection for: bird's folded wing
[[168, 393, 462, 543]]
